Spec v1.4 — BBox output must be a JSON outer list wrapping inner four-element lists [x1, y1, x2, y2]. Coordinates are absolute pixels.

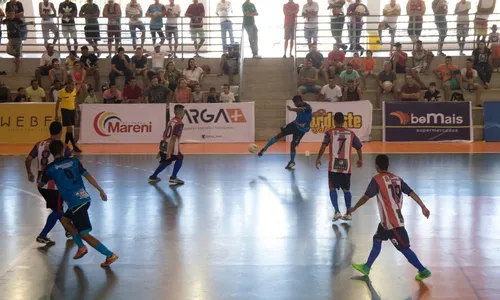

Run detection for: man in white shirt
[[302, 0, 319, 49], [147, 44, 169, 85], [126, 0, 145, 50], [455, 0, 471, 56], [216, 0, 234, 52], [35, 43, 60, 86], [220, 84, 235, 103], [377, 0, 400, 47], [318, 77, 342, 102], [166, 0, 181, 58], [39, 0, 59, 45]]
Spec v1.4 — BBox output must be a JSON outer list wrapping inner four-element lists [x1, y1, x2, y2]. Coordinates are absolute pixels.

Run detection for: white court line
[[0, 184, 45, 203]]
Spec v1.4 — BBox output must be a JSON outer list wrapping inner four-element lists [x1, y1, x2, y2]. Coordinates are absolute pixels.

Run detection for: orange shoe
[[74, 246, 88, 259], [100, 253, 118, 267]]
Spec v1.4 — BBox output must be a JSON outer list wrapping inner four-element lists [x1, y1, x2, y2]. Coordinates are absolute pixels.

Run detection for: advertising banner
[[383, 102, 473, 142], [484, 101, 500, 142], [169, 102, 255, 143], [80, 104, 166, 143], [0, 103, 58, 144], [285, 100, 373, 142]]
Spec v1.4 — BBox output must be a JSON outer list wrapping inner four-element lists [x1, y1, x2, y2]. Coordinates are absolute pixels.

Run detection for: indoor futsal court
[[1, 142, 499, 300]]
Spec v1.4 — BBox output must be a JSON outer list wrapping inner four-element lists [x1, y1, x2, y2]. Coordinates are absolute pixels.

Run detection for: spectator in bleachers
[[360, 50, 376, 89], [461, 58, 483, 106], [186, 0, 205, 58], [147, 44, 169, 84], [6, 0, 26, 41], [0, 81, 11, 102], [71, 61, 87, 93], [283, 0, 299, 58], [424, 82, 441, 101], [350, 52, 362, 71], [39, 0, 59, 45], [14, 87, 26, 102], [103, 83, 122, 103], [324, 43, 345, 79], [411, 40, 434, 88], [35, 43, 60, 85], [65, 51, 79, 74], [305, 43, 324, 70], [219, 45, 239, 85], [318, 76, 342, 102], [220, 84, 235, 103], [302, 0, 319, 50], [489, 25, 500, 71], [109, 47, 132, 85], [80, 0, 101, 54], [433, 56, 464, 100], [328, 0, 346, 49], [80, 46, 100, 90], [242, 0, 261, 59], [346, 0, 369, 53], [26, 79, 46, 102], [165, 60, 182, 91], [206, 87, 218, 103], [475, 0, 496, 45], [174, 78, 192, 103], [126, 0, 145, 50], [48, 59, 67, 88], [407, 0, 425, 43], [390, 42, 408, 73], [83, 86, 98, 103], [399, 74, 421, 101], [183, 58, 204, 91], [376, 61, 398, 108], [455, 0, 471, 56], [343, 79, 362, 101], [58, 0, 78, 52], [145, 77, 172, 103], [217, 0, 235, 52], [166, 0, 181, 57], [131, 47, 149, 85], [298, 58, 321, 95], [51, 80, 62, 102], [146, 0, 166, 45], [2, 10, 33, 73], [339, 63, 360, 90], [432, 0, 448, 56], [192, 83, 203, 103], [472, 40, 493, 89], [103, 0, 121, 58], [378, 0, 400, 47], [123, 77, 143, 103]]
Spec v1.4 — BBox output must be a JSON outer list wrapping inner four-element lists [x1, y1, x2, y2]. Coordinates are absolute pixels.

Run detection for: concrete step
[[256, 108, 286, 118]]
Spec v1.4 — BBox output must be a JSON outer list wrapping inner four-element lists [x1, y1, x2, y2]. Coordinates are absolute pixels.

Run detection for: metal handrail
[[238, 24, 245, 102]]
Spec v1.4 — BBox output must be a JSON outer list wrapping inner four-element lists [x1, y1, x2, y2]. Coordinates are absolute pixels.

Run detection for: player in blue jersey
[[258, 95, 313, 170], [39, 140, 118, 267]]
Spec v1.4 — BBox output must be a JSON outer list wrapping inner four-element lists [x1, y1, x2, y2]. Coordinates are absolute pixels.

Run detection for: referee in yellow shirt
[[55, 80, 82, 153]]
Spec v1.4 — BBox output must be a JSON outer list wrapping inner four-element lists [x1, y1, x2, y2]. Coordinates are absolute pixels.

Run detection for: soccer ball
[[383, 81, 393, 92], [248, 144, 259, 154], [355, 5, 366, 14]]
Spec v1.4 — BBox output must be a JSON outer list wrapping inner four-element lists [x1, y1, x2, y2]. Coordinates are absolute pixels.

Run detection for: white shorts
[[412, 63, 427, 73], [41, 23, 59, 41], [62, 25, 77, 39]]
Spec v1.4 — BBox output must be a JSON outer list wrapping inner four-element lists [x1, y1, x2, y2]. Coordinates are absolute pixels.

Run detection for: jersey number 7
[[337, 137, 346, 155]]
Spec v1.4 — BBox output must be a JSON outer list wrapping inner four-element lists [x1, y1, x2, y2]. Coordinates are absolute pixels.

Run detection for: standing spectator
[[461, 58, 483, 105], [411, 40, 434, 88], [79, 45, 100, 90], [123, 77, 143, 103], [58, 0, 78, 52], [406, 0, 425, 43], [324, 43, 345, 79], [318, 76, 342, 102], [346, 0, 369, 53], [165, 60, 182, 91], [399, 74, 421, 101], [390, 42, 408, 73], [376, 61, 398, 108], [131, 47, 149, 85], [83, 86, 98, 103], [103, 83, 122, 103], [103, 0, 121, 58], [183, 58, 204, 91], [147, 44, 169, 83], [342, 79, 363, 101], [432, 0, 448, 56], [475, 0, 496, 45], [166, 0, 181, 57], [217, 0, 235, 52], [455, 0, 471, 56], [339, 63, 360, 90], [283, 0, 299, 58], [433, 56, 464, 100], [298, 58, 321, 94], [71, 61, 87, 93], [424, 82, 441, 101], [302, 0, 319, 50], [192, 83, 203, 103], [328, 0, 346, 48], [360, 49, 376, 89], [145, 77, 172, 103], [109, 47, 132, 85], [174, 78, 192, 103], [26, 79, 47, 102], [242, 0, 261, 59], [488, 24, 500, 71], [220, 84, 235, 103], [35, 43, 60, 85], [305, 43, 324, 70], [146, 0, 166, 45], [6, 0, 26, 41], [2, 10, 33, 73], [15, 87, 26, 102], [39, 0, 59, 45], [472, 40, 493, 89], [0, 82, 11, 102], [378, 0, 400, 47], [48, 59, 67, 88], [206, 87, 218, 103], [126, 0, 145, 50], [185, 0, 205, 58], [80, 0, 101, 54], [218, 45, 239, 85]]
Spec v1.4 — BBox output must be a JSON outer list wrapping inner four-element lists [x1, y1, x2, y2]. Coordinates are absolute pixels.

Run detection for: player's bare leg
[[258, 132, 285, 156]]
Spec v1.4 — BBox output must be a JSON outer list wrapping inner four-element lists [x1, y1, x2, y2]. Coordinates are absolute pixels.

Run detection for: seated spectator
[[131, 47, 149, 85], [147, 44, 169, 83], [318, 77, 342, 102], [390, 42, 408, 73], [83, 87, 99, 104], [174, 78, 193, 103], [49, 59, 67, 86], [343, 79, 363, 101], [65, 51, 79, 74], [220, 84, 235, 103], [488, 24, 500, 71], [103, 83, 123, 104], [376, 61, 398, 108], [339, 63, 360, 89], [305, 43, 324, 70], [206, 87, 219, 103], [472, 40, 493, 89], [433, 56, 464, 100], [51, 80, 63, 103], [144, 77, 172, 103], [71, 61, 87, 93], [411, 40, 434, 88], [192, 83, 203, 103], [123, 77, 143, 103], [424, 82, 441, 102], [298, 58, 321, 94], [15, 87, 27, 102], [35, 43, 60, 86], [218, 45, 239, 85], [26, 80, 46, 102], [109, 47, 132, 85], [165, 61, 182, 91], [350, 52, 362, 72], [399, 74, 421, 101], [80, 46, 100, 89], [183, 58, 204, 91], [378, 0, 401, 47], [324, 43, 346, 79], [0, 81, 11, 102], [461, 58, 483, 106], [360, 49, 377, 89]]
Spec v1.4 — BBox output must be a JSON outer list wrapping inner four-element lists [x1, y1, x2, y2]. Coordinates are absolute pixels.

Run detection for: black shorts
[[394, 63, 407, 74], [159, 151, 183, 164], [328, 172, 351, 191], [281, 122, 306, 145], [38, 187, 63, 212], [39, 66, 50, 76], [61, 108, 76, 126], [373, 223, 410, 251], [84, 25, 101, 40], [64, 202, 92, 234]]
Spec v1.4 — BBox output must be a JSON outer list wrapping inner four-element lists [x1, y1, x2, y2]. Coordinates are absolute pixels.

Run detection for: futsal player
[[258, 95, 312, 170], [55, 80, 82, 153], [39, 140, 118, 267], [348, 154, 432, 281], [148, 104, 185, 184], [315, 112, 362, 221], [25, 121, 72, 245]]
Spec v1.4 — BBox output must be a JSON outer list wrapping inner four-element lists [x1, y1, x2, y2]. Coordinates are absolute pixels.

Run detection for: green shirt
[[81, 3, 100, 25], [242, 2, 257, 26], [340, 70, 360, 83]]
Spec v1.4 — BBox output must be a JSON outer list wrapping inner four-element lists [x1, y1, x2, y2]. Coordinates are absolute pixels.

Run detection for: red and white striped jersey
[[364, 172, 414, 230], [162, 116, 184, 155], [28, 138, 72, 190], [322, 127, 362, 174]]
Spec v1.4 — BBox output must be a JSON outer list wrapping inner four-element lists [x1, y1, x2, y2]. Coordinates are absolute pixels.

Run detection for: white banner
[[80, 104, 166, 143], [169, 102, 255, 143], [285, 100, 373, 142]]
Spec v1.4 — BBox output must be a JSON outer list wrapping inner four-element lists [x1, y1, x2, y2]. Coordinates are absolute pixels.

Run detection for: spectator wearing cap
[[123, 77, 143, 103], [461, 58, 483, 106], [399, 74, 421, 101], [109, 47, 132, 85], [317, 76, 342, 102], [103, 83, 123, 103], [390, 42, 408, 73], [147, 44, 169, 83], [342, 79, 363, 101], [298, 58, 321, 94], [339, 63, 360, 90], [433, 56, 464, 101], [376, 61, 398, 108], [218, 45, 239, 85]]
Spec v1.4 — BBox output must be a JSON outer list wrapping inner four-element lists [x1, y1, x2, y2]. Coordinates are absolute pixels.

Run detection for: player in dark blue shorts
[[40, 140, 118, 267], [258, 95, 312, 170]]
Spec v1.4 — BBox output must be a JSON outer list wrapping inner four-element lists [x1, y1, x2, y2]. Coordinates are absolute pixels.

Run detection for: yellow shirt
[[58, 88, 77, 110], [26, 87, 46, 102]]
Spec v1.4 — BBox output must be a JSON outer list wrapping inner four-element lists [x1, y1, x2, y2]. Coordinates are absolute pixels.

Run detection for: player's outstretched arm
[[348, 195, 370, 214], [83, 173, 108, 201], [287, 105, 305, 113], [409, 191, 430, 218]]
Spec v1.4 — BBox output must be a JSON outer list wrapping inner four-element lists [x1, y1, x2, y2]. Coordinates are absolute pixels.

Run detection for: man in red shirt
[[283, 0, 299, 58], [390, 42, 408, 73], [399, 74, 421, 101], [185, 0, 205, 58], [323, 43, 345, 79], [123, 77, 143, 103]]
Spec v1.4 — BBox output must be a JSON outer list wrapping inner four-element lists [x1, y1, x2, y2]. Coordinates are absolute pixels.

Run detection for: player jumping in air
[[25, 121, 72, 245], [39, 140, 118, 267], [348, 154, 432, 281], [316, 112, 363, 221], [258, 95, 312, 170], [148, 104, 185, 184]]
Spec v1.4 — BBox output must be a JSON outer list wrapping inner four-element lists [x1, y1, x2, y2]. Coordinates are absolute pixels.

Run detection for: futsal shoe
[[74, 246, 88, 259], [65, 231, 72, 239], [101, 253, 119, 267], [73, 147, 83, 154], [415, 268, 432, 281], [285, 161, 295, 170], [342, 214, 352, 221], [169, 176, 185, 185], [148, 176, 161, 183], [257, 148, 266, 157], [352, 263, 371, 276], [36, 236, 56, 246], [332, 212, 342, 221]]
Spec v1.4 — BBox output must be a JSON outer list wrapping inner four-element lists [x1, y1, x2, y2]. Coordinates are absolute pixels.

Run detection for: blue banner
[[484, 102, 500, 142]]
